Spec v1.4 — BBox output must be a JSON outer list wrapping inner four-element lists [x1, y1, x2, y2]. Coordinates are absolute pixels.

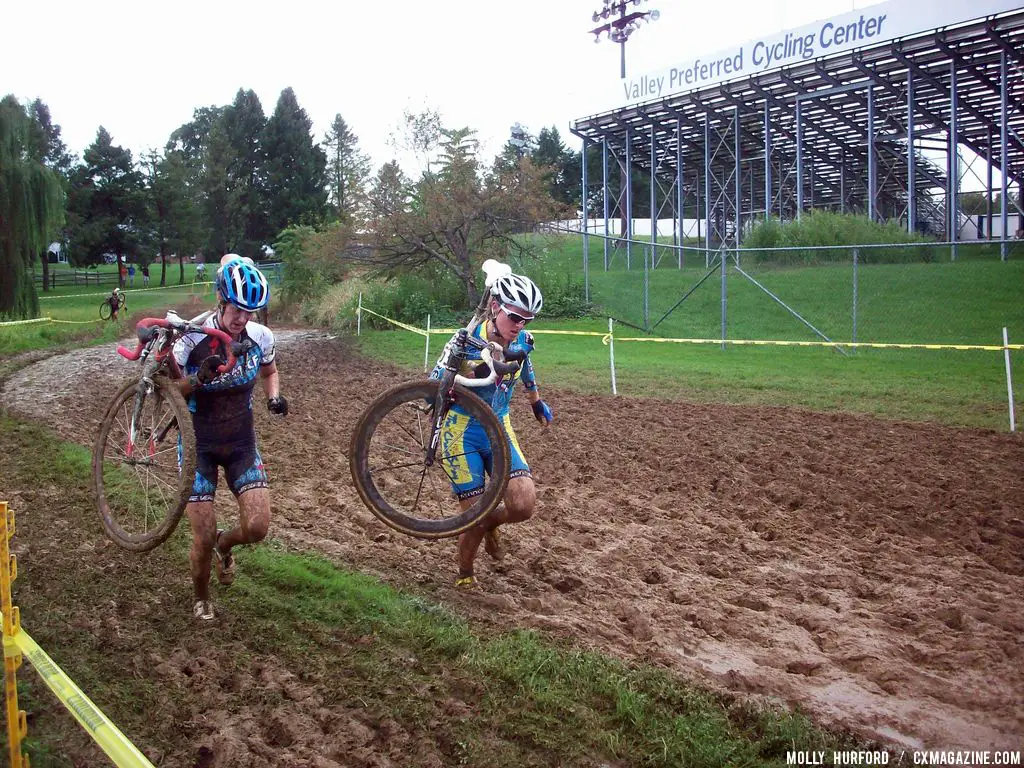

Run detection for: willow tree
[[0, 95, 64, 318]]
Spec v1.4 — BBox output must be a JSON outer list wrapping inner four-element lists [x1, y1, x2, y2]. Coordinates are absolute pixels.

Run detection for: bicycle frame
[[424, 291, 526, 467], [116, 311, 235, 459]]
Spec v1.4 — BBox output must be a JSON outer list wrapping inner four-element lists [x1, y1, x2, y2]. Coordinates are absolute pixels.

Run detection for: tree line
[[1, 86, 589, 317]]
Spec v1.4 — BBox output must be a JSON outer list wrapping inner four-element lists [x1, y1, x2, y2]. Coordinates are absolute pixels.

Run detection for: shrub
[[742, 211, 932, 264]]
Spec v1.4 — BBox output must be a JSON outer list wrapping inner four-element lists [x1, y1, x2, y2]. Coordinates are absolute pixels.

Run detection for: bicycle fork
[[425, 376, 456, 467]]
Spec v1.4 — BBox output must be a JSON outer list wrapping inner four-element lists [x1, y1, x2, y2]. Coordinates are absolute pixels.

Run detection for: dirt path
[[3, 332, 1022, 752]]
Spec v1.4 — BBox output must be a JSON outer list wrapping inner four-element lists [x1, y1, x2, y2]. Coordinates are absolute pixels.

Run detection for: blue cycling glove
[[507, 331, 535, 360], [531, 399, 553, 424]]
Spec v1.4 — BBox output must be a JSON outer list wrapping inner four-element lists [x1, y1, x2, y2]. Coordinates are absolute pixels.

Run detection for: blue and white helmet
[[217, 255, 269, 311], [491, 273, 543, 315]]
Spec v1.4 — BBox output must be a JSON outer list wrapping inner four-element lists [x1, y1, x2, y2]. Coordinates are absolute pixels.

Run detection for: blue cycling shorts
[[440, 411, 531, 501], [189, 435, 268, 503]]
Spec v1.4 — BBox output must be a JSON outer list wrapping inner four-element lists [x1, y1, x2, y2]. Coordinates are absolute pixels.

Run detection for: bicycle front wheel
[[91, 375, 196, 551], [349, 380, 510, 539], [99, 301, 112, 320]]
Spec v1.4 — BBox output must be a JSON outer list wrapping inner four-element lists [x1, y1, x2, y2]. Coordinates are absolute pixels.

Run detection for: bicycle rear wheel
[[349, 380, 510, 539], [91, 375, 195, 551], [99, 301, 112, 320]]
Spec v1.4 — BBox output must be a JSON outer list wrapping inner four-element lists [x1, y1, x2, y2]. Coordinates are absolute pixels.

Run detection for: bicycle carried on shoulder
[[349, 262, 529, 539], [91, 310, 235, 551], [99, 292, 127, 321]]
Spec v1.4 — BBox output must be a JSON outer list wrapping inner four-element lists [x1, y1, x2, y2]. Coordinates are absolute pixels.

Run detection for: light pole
[[588, 0, 660, 79]]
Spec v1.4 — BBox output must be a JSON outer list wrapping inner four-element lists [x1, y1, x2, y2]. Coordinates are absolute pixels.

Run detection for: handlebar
[[453, 333, 521, 388], [117, 317, 236, 373]]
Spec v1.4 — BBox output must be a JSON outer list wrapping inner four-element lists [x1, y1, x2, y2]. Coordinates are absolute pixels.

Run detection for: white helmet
[[491, 273, 543, 315]]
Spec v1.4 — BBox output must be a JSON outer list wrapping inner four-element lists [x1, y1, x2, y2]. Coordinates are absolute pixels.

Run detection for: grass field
[[352, 235, 1022, 432], [2, 264, 215, 356]]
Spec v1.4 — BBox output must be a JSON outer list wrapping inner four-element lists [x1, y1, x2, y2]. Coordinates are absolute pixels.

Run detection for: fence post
[[424, 314, 431, 373], [608, 317, 618, 396], [643, 247, 650, 331], [721, 250, 728, 350], [357, 292, 362, 336], [1004, 327, 1016, 432], [1, 501, 28, 768], [852, 247, 859, 353]]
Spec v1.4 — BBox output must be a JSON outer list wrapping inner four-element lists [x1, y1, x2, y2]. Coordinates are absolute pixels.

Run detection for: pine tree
[[262, 88, 327, 237], [223, 89, 271, 257], [66, 127, 145, 267], [141, 149, 202, 285], [324, 114, 371, 224], [0, 95, 64, 318]]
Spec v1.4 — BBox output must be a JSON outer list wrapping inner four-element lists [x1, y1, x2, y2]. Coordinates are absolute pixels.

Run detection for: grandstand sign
[[620, 0, 1023, 104]]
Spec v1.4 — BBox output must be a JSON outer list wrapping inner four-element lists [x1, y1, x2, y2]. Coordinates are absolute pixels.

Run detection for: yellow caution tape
[[9, 628, 156, 767], [0, 317, 50, 327], [362, 308, 1022, 353], [359, 307, 429, 337], [0, 316, 105, 327], [599, 335, 1024, 351], [426, 328, 609, 338]]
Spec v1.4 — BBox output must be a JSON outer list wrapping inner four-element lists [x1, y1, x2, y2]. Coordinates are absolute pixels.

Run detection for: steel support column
[[948, 62, 959, 260], [796, 99, 804, 216], [582, 139, 590, 299], [625, 126, 633, 269], [704, 113, 711, 261], [1000, 51, 1009, 260], [867, 85, 876, 221], [676, 119, 684, 268], [764, 100, 772, 220], [602, 138, 610, 270], [908, 71, 917, 234], [734, 106, 742, 251], [651, 124, 657, 267]]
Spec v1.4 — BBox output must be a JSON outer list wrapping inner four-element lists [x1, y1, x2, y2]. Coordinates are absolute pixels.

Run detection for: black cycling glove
[[267, 395, 289, 416], [196, 355, 225, 385]]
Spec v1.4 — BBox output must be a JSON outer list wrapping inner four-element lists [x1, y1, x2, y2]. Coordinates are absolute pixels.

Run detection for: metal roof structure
[[570, 6, 1024, 254]]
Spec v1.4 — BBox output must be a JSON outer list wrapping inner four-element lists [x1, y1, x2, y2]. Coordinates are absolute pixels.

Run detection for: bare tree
[[363, 120, 567, 303]]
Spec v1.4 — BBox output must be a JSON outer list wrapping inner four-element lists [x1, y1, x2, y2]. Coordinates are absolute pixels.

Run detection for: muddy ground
[[2, 328, 1022, 760]]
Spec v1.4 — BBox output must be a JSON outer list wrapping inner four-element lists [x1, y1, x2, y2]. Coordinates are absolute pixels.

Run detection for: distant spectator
[[142, 264, 150, 287], [128, 263, 136, 288], [195, 262, 207, 281], [118, 260, 127, 288]]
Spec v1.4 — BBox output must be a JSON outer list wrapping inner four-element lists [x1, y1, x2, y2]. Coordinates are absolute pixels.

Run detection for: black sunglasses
[[500, 305, 533, 325]]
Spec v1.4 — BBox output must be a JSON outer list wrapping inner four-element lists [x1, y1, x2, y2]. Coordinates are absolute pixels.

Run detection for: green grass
[[537, 234, 1023, 346], [2, 262, 216, 356], [0, 415, 865, 766], [354, 312, 1021, 431]]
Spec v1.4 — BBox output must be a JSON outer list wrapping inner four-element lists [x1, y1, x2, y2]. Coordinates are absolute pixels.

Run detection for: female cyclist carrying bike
[[173, 255, 288, 621], [430, 272, 554, 588]]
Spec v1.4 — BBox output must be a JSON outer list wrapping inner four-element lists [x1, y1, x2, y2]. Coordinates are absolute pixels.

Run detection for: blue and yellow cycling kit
[[430, 322, 538, 500]]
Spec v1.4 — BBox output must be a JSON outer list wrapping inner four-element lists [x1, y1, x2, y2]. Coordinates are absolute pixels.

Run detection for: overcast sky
[[5, 0, 879, 172]]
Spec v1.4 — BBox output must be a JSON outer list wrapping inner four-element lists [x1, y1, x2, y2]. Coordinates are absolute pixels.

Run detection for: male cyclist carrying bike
[[173, 255, 288, 620], [107, 287, 123, 321], [430, 272, 554, 587]]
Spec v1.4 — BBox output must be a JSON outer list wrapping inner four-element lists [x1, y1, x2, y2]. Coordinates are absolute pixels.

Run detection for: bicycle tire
[[349, 380, 510, 539], [91, 375, 196, 551], [118, 295, 127, 310], [99, 301, 112, 320]]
